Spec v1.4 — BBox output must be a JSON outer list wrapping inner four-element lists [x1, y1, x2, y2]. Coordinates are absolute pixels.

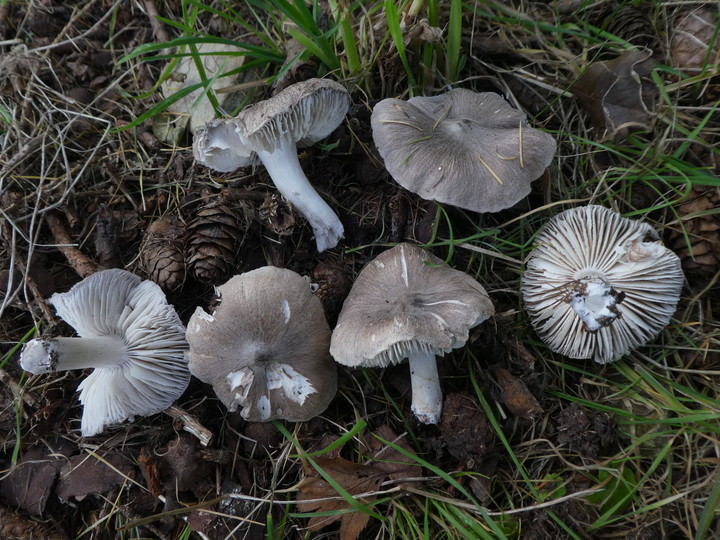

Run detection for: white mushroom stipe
[[565, 277, 623, 332], [21, 336, 127, 374], [257, 142, 344, 253], [408, 350, 443, 424]]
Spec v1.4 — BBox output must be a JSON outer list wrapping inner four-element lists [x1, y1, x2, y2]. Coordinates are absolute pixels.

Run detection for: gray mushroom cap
[[19, 269, 190, 437], [186, 266, 336, 422], [193, 78, 350, 171], [330, 243, 495, 368], [522, 205, 685, 363], [371, 89, 557, 213]]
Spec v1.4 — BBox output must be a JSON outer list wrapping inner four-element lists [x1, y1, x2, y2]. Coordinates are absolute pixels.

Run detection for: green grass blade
[[384, 0, 416, 92]]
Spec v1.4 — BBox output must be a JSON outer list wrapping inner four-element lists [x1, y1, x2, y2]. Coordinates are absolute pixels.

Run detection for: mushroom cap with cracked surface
[[186, 266, 336, 422]]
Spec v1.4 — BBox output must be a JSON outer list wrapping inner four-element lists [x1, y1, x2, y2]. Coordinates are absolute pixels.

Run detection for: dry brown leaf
[[573, 49, 657, 140], [494, 367, 543, 419], [671, 7, 720, 74], [296, 425, 420, 540]]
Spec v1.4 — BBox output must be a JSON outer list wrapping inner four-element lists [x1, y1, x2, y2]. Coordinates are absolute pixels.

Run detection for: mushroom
[[19, 269, 190, 436], [193, 78, 350, 252], [329, 243, 495, 424], [186, 266, 336, 422], [522, 205, 685, 363], [371, 88, 557, 213]]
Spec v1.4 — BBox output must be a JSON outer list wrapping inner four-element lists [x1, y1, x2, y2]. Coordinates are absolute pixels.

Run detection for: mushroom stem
[[566, 276, 624, 333], [20, 336, 127, 374], [408, 350, 442, 424], [256, 137, 344, 252]]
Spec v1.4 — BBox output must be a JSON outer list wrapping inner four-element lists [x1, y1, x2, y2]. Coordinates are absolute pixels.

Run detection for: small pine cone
[[604, 4, 661, 52], [140, 217, 186, 291], [311, 261, 353, 318], [187, 199, 251, 284], [668, 186, 720, 281], [258, 193, 296, 236]]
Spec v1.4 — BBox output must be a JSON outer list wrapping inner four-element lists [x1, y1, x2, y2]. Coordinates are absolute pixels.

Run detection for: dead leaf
[[0, 446, 64, 515], [671, 7, 720, 74], [362, 424, 422, 483], [494, 367, 543, 419], [296, 425, 420, 540], [573, 49, 657, 140], [56, 450, 135, 502]]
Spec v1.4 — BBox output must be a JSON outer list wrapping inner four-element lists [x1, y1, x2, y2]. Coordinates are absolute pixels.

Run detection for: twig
[[143, 0, 169, 43], [165, 405, 214, 447], [44, 212, 98, 278]]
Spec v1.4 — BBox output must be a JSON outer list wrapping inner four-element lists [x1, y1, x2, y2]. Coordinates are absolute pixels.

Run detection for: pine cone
[[186, 198, 251, 284], [139, 216, 186, 291], [604, 4, 661, 52], [669, 186, 720, 282], [311, 260, 353, 318]]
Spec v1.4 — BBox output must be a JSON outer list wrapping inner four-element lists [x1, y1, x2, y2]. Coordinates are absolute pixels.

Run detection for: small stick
[[45, 212, 98, 278], [143, 0, 169, 43], [165, 405, 214, 447]]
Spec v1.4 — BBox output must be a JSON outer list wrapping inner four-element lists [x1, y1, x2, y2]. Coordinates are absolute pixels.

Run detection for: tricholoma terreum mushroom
[[371, 88, 557, 213], [193, 78, 350, 252], [186, 266, 336, 422], [523, 205, 685, 363], [20, 269, 190, 436], [330, 243, 495, 424]]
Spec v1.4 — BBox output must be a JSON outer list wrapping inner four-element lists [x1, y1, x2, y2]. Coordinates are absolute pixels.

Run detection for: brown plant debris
[[0, 445, 65, 515], [671, 7, 720, 75], [556, 403, 618, 459], [0, 504, 68, 540], [668, 185, 720, 283], [439, 392, 495, 465], [139, 216, 187, 291], [44, 212, 98, 278], [573, 48, 657, 140], [296, 425, 420, 540], [56, 450, 135, 502], [492, 366, 544, 419]]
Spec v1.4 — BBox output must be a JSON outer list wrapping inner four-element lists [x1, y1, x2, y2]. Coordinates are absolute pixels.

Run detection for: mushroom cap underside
[[45, 269, 189, 436], [522, 205, 684, 363], [192, 78, 350, 172]]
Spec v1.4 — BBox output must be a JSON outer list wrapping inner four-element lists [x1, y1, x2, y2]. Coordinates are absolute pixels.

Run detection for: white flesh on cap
[[408, 350, 442, 424], [257, 136, 344, 252]]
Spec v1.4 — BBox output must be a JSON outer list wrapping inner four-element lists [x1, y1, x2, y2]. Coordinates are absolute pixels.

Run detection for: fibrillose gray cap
[[371, 89, 557, 213], [193, 78, 350, 171], [186, 266, 336, 422], [522, 205, 685, 363], [330, 243, 495, 368]]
